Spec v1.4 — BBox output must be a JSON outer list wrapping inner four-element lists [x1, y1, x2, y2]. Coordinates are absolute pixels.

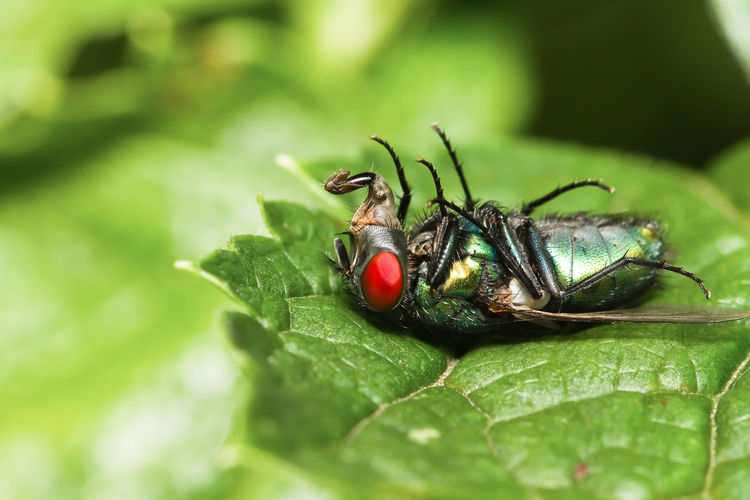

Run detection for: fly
[[324, 124, 749, 333]]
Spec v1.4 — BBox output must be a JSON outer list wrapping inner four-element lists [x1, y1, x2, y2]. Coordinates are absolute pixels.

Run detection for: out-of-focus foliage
[[521, 0, 750, 165], [0, 0, 533, 184], [711, 0, 750, 83], [709, 138, 750, 219], [3, 0, 750, 498]]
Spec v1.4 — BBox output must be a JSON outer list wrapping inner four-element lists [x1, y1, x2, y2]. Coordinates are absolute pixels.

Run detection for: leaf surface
[[189, 139, 750, 498]]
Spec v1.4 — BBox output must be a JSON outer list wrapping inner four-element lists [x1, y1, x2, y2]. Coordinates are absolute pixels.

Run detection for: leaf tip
[[257, 192, 270, 230], [274, 153, 298, 172], [174, 259, 196, 271], [215, 444, 244, 470]]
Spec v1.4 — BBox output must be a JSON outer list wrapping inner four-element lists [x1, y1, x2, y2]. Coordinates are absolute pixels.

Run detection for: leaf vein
[[702, 348, 750, 499], [343, 358, 457, 444], [463, 360, 550, 395]]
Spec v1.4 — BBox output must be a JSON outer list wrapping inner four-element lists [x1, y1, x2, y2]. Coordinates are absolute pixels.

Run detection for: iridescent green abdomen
[[537, 215, 664, 311], [410, 214, 665, 332]]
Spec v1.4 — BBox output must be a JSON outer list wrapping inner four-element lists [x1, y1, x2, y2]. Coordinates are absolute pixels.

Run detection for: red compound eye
[[361, 251, 404, 312]]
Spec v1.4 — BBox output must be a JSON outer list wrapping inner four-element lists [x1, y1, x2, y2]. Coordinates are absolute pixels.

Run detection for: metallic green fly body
[[324, 125, 748, 333]]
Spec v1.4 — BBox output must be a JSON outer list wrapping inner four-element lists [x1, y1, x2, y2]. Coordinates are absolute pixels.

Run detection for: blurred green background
[[3, 0, 750, 498]]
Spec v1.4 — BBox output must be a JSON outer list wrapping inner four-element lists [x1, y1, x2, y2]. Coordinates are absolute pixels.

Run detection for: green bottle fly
[[323, 125, 748, 333]]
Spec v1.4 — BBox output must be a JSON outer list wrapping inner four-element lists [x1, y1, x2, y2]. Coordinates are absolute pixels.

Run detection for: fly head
[[325, 170, 408, 312]]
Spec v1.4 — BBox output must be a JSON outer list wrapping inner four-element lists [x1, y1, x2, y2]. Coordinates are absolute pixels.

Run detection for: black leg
[[521, 180, 614, 216], [408, 212, 442, 238], [519, 219, 562, 296], [431, 123, 475, 210], [426, 215, 460, 287], [333, 237, 351, 273], [371, 135, 412, 224], [426, 198, 544, 299], [559, 256, 711, 299], [479, 207, 544, 299], [416, 158, 448, 217]]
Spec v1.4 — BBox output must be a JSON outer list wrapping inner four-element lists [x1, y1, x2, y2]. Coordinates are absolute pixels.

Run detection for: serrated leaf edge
[[175, 259, 263, 317]]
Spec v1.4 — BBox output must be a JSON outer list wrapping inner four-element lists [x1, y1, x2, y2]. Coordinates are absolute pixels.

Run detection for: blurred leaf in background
[[711, 0, 750, 83], [521, 0, 750, 165], [2, 0, 750, 498]]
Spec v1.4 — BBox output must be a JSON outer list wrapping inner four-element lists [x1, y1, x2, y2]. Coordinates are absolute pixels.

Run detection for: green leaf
[[709, 137, 750, 217], [706, 137, 750, 499], [188, 138, 750, 499]]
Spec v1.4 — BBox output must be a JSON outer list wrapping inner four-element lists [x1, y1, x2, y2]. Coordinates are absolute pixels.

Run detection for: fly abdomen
[[536, 215, 664, 311]]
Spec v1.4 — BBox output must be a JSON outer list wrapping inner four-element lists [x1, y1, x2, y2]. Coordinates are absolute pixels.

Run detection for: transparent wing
[[510, 305, 750, 324]]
